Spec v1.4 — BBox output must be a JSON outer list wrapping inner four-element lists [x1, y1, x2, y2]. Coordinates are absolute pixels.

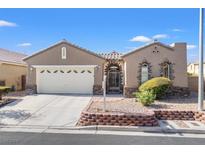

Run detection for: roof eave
[[23, 40, 106, 61], [122, 42, 174, 58], [0, 60, 27, 66]]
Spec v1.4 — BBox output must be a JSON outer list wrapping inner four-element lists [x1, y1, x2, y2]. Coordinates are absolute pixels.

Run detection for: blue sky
[[0, 8, 201, 63]]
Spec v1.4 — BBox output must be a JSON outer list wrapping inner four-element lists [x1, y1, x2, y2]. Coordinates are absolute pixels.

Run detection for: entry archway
[[105, 63, 122, 94]]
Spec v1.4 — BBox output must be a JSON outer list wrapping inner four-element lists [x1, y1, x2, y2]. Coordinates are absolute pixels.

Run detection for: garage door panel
[[36, 67, 94, 94]]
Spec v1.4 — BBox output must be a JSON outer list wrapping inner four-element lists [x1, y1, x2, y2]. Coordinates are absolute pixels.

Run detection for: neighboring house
[[0, 48, 27, 90], [187, 62, 205, 75], [23, 40, 188, 97]]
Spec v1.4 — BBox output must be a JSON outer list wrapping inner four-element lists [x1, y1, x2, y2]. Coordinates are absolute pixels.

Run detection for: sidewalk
[[1, 120, 205, 134], [73, 120, 205, 134], [158, 120, 205, 134]]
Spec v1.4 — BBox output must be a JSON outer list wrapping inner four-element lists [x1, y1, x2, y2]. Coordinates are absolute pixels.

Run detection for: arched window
[[141, 63, 149, 83], [61, 47, 67, 59], [162, 63, 170, 79]]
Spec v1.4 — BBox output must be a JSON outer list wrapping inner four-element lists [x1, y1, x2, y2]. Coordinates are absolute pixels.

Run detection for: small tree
[[0, 86, 10, 100]]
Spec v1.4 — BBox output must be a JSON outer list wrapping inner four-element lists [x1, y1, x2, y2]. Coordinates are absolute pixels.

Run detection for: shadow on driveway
[[0, 110, 31, 121], [5, 99, 23, 107]]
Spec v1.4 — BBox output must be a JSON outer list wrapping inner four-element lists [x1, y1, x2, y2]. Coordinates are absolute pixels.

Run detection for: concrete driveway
[[0, 94, 91, 127]]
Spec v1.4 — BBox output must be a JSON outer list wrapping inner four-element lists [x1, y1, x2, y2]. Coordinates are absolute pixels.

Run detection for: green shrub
[[136, 90, 156, 106], [139, 77, 171, 99], [0, 86, 10, 100]]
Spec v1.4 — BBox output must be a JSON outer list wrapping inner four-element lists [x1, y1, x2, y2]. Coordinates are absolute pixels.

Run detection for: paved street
[[0, 94, 91, 127], [0, 131, 205, 145]]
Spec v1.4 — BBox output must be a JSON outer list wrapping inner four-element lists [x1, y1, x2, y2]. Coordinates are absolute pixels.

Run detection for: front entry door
[[107, 66, 120, 93]]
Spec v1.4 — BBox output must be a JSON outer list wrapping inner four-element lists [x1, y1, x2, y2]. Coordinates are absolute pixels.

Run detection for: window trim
[[141, 63, 149, 83], [163, 63, 170, 79], [61, 47, 67, 59]]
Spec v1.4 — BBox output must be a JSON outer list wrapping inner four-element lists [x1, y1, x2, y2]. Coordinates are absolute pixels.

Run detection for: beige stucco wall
[[24, 42, 105, 87], [0, 62, 27, 90], [187, 63, 205, 75], [123, 43, 188, 88], [187, 64, 195, 74]]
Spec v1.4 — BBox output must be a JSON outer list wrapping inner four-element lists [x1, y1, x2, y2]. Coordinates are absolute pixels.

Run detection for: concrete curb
[[50, 125, 205, 134], [1, 124, 205, 134], [97, 125, 162, 132], [50, 125, 163, 132], [161, 128, 205, 134]]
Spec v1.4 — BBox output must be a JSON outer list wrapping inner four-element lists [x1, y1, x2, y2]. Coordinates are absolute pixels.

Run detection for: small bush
[[139, 77, 171, 99], [0, 86, 11, 100], [136, 90, 156, 106], [0, 86, 10, 92]]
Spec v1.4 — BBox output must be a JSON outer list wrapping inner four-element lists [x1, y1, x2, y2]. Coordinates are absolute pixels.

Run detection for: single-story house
[[23, 39, 188, 97], [0, 48, 27, 90]]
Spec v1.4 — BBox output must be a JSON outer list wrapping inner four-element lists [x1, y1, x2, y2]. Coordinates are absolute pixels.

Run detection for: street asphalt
[[1, 131, 205, 145]]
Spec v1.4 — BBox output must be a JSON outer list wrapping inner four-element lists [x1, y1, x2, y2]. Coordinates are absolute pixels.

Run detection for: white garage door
[[36, 66, 95, 94]]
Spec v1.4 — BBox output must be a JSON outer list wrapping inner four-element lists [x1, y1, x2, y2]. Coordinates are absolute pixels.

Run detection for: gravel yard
[[4, 90, 27, 99], [151, 92, 205, 111], [88, 92, 205, 114], [88, 95, 152, 115]]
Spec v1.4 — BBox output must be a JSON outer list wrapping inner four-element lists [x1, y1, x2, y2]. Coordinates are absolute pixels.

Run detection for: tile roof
[[99, 51, 122, 60], [0, 48, 27, 65]]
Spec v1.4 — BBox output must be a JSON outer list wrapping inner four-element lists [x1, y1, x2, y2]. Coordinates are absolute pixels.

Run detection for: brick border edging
[[78, 100, 159, 127], [78, 110, 205, 127], [154, 110, 205, 123], [79, 111, 158, 126], [78, 99, 205, 127]]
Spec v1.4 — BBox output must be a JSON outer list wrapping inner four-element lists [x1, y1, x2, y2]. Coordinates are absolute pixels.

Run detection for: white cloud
[[187, 45, 197, 50], [152, 34, 168, 39], [130, 34, 169, 43], [0, 20, 17, 27], [17, 43, 32, 47], [169, 43, 175, 47], [130, 36, 152, 43], [172, 28, 183, 32]]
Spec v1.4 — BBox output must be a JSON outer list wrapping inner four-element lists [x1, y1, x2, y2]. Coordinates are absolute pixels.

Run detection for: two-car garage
[[34, 65, 96, 94], [24, 40, 105, 94]]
